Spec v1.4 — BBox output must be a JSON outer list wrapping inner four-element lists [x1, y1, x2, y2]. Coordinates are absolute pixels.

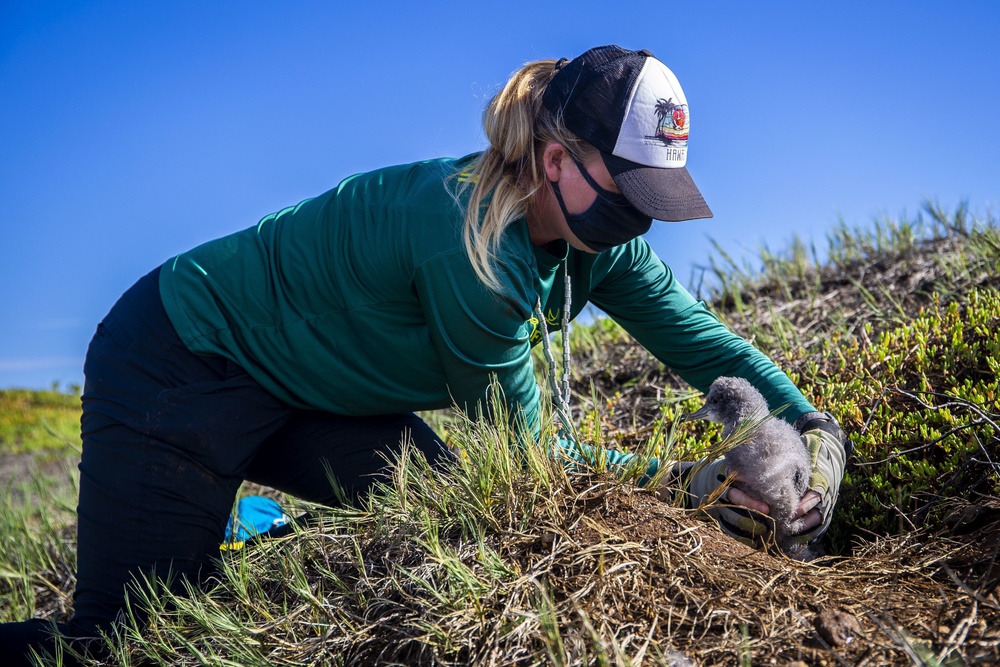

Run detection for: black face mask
[[550, 156, 653, 253]]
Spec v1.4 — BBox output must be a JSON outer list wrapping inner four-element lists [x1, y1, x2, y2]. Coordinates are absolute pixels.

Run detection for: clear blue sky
[[2, 1, 998, 390]]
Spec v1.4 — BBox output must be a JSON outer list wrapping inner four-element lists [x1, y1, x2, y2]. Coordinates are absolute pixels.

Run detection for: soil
[[516, 478, 1000, 666]]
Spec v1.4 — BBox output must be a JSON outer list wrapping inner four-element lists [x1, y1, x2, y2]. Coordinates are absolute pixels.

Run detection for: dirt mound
[[504, 478, 999, 666]]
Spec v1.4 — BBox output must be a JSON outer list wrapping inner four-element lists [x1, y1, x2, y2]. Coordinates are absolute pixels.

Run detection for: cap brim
[[602, 152, 713, 222]]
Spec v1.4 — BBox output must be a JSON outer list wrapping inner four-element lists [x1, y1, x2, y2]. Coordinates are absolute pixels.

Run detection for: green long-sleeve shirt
[[159, 155, 815, 471]]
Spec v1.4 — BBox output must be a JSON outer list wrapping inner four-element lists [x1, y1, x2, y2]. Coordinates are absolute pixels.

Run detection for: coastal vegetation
[[2, 202, 997, 665]]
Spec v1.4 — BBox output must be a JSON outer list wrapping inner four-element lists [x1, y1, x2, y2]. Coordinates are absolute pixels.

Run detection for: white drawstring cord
[[535, 264, 574, 438], [561, 266, 572, 412]]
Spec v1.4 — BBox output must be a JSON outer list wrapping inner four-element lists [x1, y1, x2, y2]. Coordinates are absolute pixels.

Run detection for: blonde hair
[[458, 59, 595, 292]]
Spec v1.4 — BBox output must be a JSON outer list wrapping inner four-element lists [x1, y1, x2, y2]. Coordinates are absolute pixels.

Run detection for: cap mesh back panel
[[543, 46, 646, 153]]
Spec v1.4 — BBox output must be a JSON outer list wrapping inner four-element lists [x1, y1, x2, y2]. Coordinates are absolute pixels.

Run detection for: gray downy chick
[[687, 376, 811, 555]]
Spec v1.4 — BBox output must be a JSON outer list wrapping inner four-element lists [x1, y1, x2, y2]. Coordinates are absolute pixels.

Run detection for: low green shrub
[[791, 288, 999, 550]]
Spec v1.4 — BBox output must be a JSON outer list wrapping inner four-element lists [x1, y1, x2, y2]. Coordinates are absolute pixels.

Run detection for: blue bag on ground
[[223, 496, 290, 549]]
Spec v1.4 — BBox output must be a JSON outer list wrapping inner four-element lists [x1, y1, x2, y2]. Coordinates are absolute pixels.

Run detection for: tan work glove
[[675, 457, 770, 546], [666, 412, 850, 549], [784, 411, 851, 548]]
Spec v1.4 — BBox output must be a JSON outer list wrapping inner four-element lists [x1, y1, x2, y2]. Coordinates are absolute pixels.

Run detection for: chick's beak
[[682, 406, 711, 422]]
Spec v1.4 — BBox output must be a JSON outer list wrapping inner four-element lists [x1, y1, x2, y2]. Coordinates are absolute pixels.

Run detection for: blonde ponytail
[[458, 59, 594, 292]]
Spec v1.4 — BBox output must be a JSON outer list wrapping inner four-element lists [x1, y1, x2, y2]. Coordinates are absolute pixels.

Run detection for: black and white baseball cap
[[542, 45, 713, 222]]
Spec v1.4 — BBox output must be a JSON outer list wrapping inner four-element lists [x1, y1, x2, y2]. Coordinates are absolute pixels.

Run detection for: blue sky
[[2, 1, 998, 390]]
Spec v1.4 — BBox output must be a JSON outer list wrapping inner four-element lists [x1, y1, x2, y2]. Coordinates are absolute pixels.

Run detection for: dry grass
[[102, 464, 999, 666], [5, 204, 999, 665]]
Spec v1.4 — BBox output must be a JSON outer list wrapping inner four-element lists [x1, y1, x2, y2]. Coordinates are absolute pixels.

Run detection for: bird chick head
[[685, 376, 769, 429]]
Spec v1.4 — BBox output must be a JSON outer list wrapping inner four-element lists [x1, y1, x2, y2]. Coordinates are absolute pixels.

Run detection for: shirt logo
[[456, 167, 478, 183], [527, 308, 561, 344]]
